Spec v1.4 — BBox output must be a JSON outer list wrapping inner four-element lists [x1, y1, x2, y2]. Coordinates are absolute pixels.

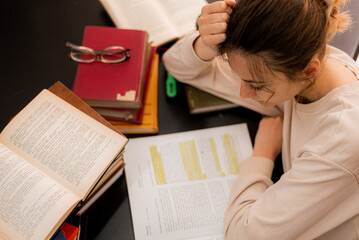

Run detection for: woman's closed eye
[[241, 78, 268, 92], [248, 84, 265, 91], [245, 81, 272, 93]]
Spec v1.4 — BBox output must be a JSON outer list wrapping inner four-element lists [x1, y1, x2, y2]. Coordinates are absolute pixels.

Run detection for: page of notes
[[124, 124, 253, 240]]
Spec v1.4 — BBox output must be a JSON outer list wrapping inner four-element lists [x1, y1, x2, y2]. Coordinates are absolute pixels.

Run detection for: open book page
[[100, 0, 178, 46], [0, 143, 79, 240], [124, 124, 253, 240], [0, 90, 127, 199], [157, 0, 206, 36]]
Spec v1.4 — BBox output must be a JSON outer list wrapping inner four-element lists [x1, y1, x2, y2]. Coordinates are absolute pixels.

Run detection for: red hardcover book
[[92, 46, 157, 123], [72, 26, 150, 109], [59, 223, 79, 240]]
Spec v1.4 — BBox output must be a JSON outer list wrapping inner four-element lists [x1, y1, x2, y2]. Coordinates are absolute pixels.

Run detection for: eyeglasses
[[66, 42, 130, 64]]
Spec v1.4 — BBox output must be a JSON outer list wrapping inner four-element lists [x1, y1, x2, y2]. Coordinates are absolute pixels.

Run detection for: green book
[[184, 84, 239, 114]]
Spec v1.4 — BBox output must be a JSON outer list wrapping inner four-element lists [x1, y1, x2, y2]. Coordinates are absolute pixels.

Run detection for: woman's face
[[227, 52, 305, 106]]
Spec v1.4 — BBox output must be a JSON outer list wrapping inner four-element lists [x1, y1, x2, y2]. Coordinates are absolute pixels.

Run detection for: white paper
[[99, 0, 206, 46], [124, 124, 253, 240]]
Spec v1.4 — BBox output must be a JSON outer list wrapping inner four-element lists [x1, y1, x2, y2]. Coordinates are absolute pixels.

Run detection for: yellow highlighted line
[[149, 145, 167, 185], [179, 140, 206, 181], [210, 137, 225, 177], [223, 134, 239, 174]]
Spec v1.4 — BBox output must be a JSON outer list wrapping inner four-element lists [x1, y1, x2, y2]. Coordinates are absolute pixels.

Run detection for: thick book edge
[[93, 46, 157, 123], [109, 54, 159, 134], [76, 167, 124, 215]]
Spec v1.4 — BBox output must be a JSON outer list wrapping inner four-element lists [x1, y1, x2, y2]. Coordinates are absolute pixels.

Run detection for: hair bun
[[326, 0, 351, 41]]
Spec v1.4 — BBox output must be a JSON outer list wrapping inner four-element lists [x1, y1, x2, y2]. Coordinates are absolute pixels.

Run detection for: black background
[[10, 0, 359, 239]]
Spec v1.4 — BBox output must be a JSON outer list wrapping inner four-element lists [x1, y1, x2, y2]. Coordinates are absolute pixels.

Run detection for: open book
[[0, 82, 128, 240], [124, 124, 253, 239], [99, 0, 207, 46]]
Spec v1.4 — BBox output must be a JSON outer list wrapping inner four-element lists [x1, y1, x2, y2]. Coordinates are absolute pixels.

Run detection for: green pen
[[166, 72, 177, 98]]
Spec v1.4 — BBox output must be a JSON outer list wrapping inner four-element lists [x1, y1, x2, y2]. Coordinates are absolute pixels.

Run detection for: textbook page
[[0, 89, 127, 199], [99, 0, 178, 46], [0, 143, 79, 240], [157, 0, 207, 36], [125, 124, 253, 240]]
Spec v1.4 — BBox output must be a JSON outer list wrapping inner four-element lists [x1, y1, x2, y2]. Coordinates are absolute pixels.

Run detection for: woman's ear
[[304, 58, 320, 78]]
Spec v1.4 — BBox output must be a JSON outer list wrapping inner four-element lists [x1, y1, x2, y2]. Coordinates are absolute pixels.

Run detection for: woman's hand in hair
[[252, 117, 283, 162], [194, 0, 236, 61]]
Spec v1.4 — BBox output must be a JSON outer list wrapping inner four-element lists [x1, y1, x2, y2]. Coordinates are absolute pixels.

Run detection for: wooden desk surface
[[2, 1, 282, 239]]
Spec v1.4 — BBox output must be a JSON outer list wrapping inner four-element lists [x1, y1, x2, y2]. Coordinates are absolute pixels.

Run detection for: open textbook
[[124, 124, 253, 240], [99, 0, 207, 46], [0, 82, 128, 240]]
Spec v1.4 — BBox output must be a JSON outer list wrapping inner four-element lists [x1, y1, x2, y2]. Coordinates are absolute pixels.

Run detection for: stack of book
[[109, 54, 159, 134], [70, 0, 208, 134], [71, 26, 159, 134]]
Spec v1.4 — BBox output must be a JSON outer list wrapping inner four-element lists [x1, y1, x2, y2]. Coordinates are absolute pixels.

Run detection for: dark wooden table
[[2, 1, 285, 239]]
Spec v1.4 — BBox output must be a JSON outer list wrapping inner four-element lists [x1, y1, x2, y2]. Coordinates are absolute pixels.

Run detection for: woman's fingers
[[201, 1, 234, 16], [198, 1, 233, 47], [202, 33, 227, 45], [193, 0, 236, 60]]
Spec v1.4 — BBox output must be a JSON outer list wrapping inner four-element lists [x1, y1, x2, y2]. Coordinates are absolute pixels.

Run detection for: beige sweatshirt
[[163, 31, 359, 240]]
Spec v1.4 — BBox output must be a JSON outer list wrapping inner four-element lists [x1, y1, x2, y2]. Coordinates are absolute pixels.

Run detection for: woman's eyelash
[[248, 84, 264, 91]]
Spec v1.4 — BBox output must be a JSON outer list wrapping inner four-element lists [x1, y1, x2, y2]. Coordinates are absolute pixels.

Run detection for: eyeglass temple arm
[[66, 42, 84, 51]]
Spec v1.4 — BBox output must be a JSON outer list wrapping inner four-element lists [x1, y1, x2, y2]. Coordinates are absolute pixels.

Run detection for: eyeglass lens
[[101, 46, 129, 63], [68, 43, 129, 64], [71, 48, 95, 63]]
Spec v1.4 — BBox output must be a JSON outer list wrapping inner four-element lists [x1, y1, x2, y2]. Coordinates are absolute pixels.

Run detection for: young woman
[[163, 0, 359, 239]]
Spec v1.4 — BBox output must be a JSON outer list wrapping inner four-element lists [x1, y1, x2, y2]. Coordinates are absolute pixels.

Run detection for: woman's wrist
[[252, 149, 278, 162], [193, 36, 219, 61]]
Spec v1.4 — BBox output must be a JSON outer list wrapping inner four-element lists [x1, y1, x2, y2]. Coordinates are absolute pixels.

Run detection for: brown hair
[[219, 0, 351, 88]]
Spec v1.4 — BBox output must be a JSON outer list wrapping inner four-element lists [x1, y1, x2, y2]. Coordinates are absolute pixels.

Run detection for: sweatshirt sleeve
[[162, 31, 283, 117], [224, 152, 359, 240]]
